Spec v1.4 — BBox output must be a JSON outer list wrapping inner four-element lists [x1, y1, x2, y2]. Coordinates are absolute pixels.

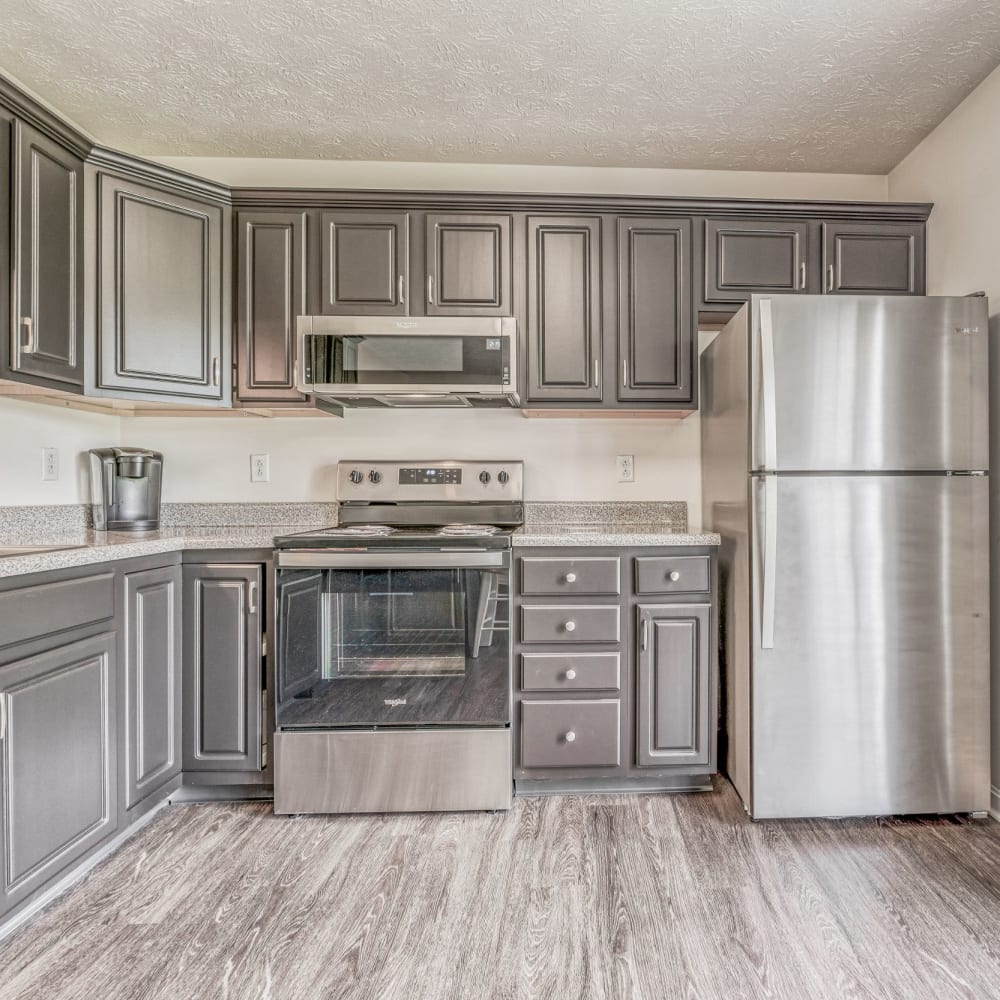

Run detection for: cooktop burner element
[[320, 525, 398, 537], [437, 524, 501, 536]]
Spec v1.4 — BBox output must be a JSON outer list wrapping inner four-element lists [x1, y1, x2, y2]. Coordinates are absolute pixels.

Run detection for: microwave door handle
[[277, 550, 507, 570]]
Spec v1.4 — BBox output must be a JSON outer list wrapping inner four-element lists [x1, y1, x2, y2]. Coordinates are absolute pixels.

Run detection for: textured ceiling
[[2, 0, 1000, 172]]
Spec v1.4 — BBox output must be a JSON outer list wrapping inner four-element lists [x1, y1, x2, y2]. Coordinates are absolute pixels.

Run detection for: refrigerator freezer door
[[749, 473, 990, 818], [751, 295, 989, 472]]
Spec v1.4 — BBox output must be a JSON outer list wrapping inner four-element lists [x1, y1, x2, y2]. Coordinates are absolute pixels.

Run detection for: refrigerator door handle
[[758, 475, 778, 649], [759, 299, 778, 472]]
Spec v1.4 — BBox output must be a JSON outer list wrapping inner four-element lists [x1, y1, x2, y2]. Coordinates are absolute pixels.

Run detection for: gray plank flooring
[[2, 779, 1000, 1000]]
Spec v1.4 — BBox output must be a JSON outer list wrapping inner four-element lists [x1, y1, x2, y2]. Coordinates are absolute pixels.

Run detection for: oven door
[[275, 549, 511, 729]]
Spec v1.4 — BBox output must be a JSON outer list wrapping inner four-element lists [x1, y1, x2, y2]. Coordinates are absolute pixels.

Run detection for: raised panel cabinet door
[[236, 211, 308, 403], [822, 222, 925, 295], [636, 604, 711, 768], [11, 120, 84, 388], [123, 565, 181, 811], [0, 633, 117, 917], [182, 564, 263, 772], [704, 219, 809, 304], [98, 174, 225, 399], [424, 213, 511, 316], [321, 211, 409, 315], [617, 217, 693, 402], [526, 216, 602, 402]]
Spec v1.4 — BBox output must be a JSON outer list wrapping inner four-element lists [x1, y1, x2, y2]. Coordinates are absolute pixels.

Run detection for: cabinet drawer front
[[520, 605, 620, 644], [634, 556, 710, 595], [0, 572, 115, 650], [521, 652, 620, 692], [521, 699, 621, 768], [519, 556, 620, 596]]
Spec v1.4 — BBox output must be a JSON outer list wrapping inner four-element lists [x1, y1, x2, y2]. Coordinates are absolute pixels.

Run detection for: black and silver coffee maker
[[89, 448, 164, 531]]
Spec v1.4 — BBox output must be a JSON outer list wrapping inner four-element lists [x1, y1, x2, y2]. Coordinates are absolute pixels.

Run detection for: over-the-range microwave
[[295, 316, 518, 408]]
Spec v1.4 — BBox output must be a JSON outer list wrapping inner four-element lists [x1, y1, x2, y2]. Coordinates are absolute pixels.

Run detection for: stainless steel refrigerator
[[701, 295, 990, 819]]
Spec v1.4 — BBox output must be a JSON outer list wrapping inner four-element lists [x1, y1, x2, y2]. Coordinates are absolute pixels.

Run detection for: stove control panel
[[337, 460, 523, 502]]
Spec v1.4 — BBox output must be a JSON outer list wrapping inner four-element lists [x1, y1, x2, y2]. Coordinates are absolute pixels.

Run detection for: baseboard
[[990, 785, 1000, 821]]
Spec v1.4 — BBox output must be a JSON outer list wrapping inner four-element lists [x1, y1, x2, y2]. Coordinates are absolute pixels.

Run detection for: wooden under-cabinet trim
[[520, 408, 694, 419]]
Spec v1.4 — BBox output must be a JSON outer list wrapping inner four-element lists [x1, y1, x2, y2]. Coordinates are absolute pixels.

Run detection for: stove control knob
[[368, 470, 383, 484], [498, 470, 510, 485], [479, 471, 491, 485], [349, 469, 364, 485]]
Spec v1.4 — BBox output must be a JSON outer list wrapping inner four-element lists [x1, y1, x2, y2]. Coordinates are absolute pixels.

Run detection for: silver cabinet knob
[[563, 620, 576, 632], [565, 669, 577, 680], [564, 731, 576, 743], [669, 570, 681, 582], [564, 572, 577, 583]]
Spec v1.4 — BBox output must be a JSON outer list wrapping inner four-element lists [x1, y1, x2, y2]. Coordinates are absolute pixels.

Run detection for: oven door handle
[[277, 550, 508, 570]]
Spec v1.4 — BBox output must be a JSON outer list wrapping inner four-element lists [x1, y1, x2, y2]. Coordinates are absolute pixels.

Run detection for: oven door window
[[304, 334, 509, 387], [276, 565, 510, 728]]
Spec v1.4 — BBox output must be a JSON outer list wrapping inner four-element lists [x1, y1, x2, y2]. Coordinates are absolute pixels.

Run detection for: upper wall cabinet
[[321, 211, 409, 315], [97, 173, 228, 403], [617, 217, 693, 404], [5, 120, 84, 390], [0, 110, 10, 384], [235, 210, 308, 404], [526, 216, 603, 403], [424, 213, 511, 316], [703, 219, 809, 304], [822, 222, 925, 295]]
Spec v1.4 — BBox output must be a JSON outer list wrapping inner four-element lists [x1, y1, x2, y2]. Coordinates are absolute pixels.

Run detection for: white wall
[[889, 62, 1000, 815], [154, 156, 888, 201], [0, 398, 120, 505]]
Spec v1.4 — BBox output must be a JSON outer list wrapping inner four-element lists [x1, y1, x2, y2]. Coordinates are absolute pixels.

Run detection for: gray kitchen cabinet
[[236, 210, 309, 403], [526, 216, 603, 402], [7, 119, 84, 390], [97, 173, 227, 401], [122, 564, 181, 813], [0, 632, 118, 918], [703, 219, 810, 304], [321, 211, 409, 315], [636, 603, 712, 768], [617, 217, 693, 403], [822, 222, 925, 295], [182, 564, 263, 772], [0, 110, 10, 385], [520, 698, 621, 768], [424, 213, 511, 316]]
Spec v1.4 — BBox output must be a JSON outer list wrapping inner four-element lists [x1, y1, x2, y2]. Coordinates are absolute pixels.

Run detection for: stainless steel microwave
[[295, 316, 518, 408]]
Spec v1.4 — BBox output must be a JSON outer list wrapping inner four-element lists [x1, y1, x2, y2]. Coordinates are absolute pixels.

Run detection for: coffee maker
[[89, 448, 164, 531]]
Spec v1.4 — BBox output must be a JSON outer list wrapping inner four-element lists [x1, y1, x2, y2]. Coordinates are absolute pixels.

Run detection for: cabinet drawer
[[0, 572, 116, 650], [634, 556, 710, 595], [520, 699, 621, 768], [520, 605, 620, 644], [519, 556, 620, 596], [521, 652, 620, 692]]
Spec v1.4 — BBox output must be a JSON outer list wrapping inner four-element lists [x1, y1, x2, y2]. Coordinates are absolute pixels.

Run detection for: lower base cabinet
[[514, 546, 717, 788], [122, 565, 182, 815], [0, 632, 118, 918], [182, 564, 263, 773]]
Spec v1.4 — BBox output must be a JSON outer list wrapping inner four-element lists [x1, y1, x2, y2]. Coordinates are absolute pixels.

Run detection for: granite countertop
[[0, 526, 312, 580], [512, 523, 721, 547]]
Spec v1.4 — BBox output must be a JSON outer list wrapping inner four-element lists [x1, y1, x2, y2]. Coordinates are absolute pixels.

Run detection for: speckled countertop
[[512, 524, 720, 547], [0, 526, 313, 580]]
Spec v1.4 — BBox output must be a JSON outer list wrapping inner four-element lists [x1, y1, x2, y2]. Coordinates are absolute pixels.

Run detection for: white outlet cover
[[41, 447, 58, 481], [250, 454, 270, 483], [617, 454, 635, 483]]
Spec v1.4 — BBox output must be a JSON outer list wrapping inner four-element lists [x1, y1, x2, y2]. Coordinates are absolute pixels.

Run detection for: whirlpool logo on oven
[[384, 698, 408, 708]]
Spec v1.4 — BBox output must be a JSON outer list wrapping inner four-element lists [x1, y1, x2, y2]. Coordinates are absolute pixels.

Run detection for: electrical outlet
[[617, 454, 635, 483], [250, 454, 270, 483], [41, 447, 59, 481]]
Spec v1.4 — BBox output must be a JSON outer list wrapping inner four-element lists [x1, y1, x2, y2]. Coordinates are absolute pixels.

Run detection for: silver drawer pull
[[564, 669, 577, 681], [668, 570, 681, 582], [248, 581, 258, 614], [564, 572, 577, 583], [21, 317, 35, 354], [398, 275, 405, 304], [564, 730, 576, 743], [563, 620, 576, 633], [212, 357, 220, 386]]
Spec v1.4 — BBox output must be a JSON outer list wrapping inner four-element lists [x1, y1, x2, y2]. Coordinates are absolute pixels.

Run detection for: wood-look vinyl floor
[[2, 778, 1000, 1000]]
